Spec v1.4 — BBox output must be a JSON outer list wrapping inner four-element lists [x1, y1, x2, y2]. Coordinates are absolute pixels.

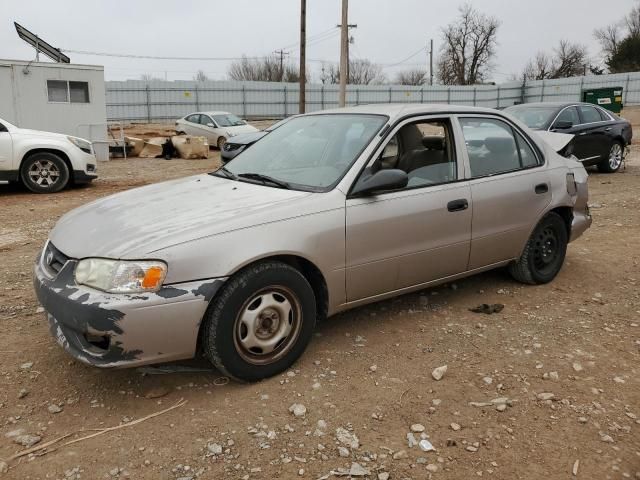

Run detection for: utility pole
[[274, 49, 289, 81], [299, 0, 306, 113], [429, 39, 434, 86], [338, 0, 348, 107]]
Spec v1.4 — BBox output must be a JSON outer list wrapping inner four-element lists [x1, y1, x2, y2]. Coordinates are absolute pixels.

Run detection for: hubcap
[[233, 286, 302, 365], [28, 160, 60, 187], [532, 226, 559, 273], [609, 143, 622, 170]]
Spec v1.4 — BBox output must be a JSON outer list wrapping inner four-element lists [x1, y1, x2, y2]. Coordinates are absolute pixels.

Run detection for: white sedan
[[0, 117, 97, 193], [175, 111, 259, 150]]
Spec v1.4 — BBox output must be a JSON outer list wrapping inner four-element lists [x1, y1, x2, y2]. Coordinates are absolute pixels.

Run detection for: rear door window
[[578, 106, 603, 124]]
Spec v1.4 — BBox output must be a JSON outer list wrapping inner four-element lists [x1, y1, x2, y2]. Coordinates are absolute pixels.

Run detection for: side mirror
[[351, 169, 408, 196], [553, 120, 573, 130]]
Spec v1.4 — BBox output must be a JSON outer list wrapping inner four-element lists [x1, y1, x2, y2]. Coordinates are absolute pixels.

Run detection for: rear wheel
[[598, 141, 623, 173], [201, 261, 316, 382], [508, 212, 568, 285], [20, 152, 70, 193]]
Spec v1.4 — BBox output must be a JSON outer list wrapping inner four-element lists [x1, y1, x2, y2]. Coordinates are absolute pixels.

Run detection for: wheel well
[[550, 206, 573, 237], [195, 255, 329, 355], [21, 149, 73, 179]]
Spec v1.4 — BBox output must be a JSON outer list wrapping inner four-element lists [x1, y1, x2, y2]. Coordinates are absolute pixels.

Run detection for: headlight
[[75, 259, 167, 293], [67, 136, 93, 154]]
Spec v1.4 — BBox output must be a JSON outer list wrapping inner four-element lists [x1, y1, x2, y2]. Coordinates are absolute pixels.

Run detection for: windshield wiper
[[237, 173, 291, 189], [211, 166, 237, 180]]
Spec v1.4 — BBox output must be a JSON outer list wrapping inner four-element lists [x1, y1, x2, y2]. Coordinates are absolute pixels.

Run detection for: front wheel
[[598, 141, 624, 173], [508, 212, 568, 285], [217, 137, 227, 150], [20, 152, 70, 193], [201, 261, 316, 382]]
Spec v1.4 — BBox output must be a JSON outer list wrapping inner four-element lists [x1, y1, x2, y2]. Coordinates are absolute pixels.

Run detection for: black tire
[[20, 152, 70, 193], [202, 261, 316, 382], [508, 212, 568, 285], [597, 140, 624, 173]]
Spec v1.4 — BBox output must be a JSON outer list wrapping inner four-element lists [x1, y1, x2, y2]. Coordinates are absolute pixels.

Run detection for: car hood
[[226, 131, 268, 146], [532, 131, 574, 153], [226, 124, 259, 136], [49, 174, 313, 259]]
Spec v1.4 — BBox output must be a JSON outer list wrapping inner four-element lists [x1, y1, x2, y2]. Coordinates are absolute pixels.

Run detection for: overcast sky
[[1, 0, 634, 83]]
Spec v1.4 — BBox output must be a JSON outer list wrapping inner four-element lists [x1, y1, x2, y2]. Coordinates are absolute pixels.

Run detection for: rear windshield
[[505, 106, 557, 129]]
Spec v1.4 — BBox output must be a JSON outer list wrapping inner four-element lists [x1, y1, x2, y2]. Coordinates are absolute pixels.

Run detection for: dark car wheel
[[508, 212, 568, 285], [20, 152, 70, 193], [598, 141, 624, 173], [201, 261, 316, 382]]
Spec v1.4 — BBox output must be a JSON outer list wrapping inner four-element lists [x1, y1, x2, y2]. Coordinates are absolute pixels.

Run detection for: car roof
[[506, 102, 603, 109], [198, 111, 232, 116], [305, 103, 504, 121]]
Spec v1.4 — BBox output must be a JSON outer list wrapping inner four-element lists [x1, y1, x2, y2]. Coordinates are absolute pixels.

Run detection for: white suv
[[0, 117, 97, 193]]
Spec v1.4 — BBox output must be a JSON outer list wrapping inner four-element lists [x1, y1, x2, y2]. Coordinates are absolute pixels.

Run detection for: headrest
[[422, 136, 445, 150], [484, 136, 516, 154]]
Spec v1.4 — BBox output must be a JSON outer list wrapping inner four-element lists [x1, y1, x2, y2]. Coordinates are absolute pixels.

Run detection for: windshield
[[213, 114, 246, 127], [224, 114, 387, 191], [264, 117, 291, 132], [505, 106, 558, 129]]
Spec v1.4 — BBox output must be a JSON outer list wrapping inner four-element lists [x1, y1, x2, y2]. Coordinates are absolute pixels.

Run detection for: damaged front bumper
[[33, 249, 226, 368]]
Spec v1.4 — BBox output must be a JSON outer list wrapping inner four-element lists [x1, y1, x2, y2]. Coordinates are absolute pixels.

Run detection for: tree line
[[143, 2, 640, 85]]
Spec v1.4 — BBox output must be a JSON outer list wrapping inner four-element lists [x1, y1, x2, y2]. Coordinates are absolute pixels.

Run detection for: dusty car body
[[175, 111, 258, 150], [34, 104, 591, 381]]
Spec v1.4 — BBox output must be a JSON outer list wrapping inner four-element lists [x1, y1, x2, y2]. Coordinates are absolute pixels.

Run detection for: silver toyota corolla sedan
[[34, 104, 591, 381]]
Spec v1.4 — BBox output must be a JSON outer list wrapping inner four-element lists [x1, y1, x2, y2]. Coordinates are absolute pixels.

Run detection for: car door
[[458, 116, 551, 270], [574, 105, 610, 162], [0, 121, 12, 170], [182, 114, 202, 136], [198, 114, 219, 143], [345, 116, 472, 302]]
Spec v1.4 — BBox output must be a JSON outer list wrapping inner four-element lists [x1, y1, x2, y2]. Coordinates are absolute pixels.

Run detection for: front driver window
[[372, 119, 457, 188], [554, 107, 579, 127]]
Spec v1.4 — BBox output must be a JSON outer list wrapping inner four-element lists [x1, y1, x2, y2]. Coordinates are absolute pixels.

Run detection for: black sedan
[[221, 117, 290, 163], [504, 102, 633, 173]]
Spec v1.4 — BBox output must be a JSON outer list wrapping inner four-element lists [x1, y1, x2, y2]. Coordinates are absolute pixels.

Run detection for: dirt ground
[[1, 138, 639, 480]]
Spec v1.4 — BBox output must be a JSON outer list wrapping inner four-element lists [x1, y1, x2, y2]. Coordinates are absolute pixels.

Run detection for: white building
[[0, 59, 108, 160]]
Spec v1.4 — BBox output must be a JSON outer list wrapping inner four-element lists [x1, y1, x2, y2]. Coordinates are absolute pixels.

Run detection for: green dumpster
[[582, 87, 623, 113]]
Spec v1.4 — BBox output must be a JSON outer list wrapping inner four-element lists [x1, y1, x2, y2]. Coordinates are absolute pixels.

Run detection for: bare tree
[[595, 1, 640, 72], [140, 73, 162, 82], [436, 4, 500, 85], [194, 70, 209, 82], [521, 41, 588, 80], [395, 68, 427, 85], [228, 55, 302, 82], [325, 59, 386, 85]]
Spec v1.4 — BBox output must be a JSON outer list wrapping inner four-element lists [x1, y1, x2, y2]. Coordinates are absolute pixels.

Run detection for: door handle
[[535, 183, 549, 194], [578, 132, 587, 136], [605, 127, 612, 131], [447, 199, 468, 212]]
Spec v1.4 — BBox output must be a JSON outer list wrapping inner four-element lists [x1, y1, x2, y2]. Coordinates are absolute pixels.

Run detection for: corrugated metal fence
[[106, 71, 640, 123]]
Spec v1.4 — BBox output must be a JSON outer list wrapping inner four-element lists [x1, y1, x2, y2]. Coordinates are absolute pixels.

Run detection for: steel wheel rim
[[609, 143, 622, 169], [532, 226, 560, 274], [28, 160, 60, 187], [233, 286, 302, 365]]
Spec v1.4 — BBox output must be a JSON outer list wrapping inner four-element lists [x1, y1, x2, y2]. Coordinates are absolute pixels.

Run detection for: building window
[[47, 80, 90, 103]]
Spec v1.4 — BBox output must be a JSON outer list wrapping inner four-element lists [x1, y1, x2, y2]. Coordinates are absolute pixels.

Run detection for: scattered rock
[[496, 403, 507, 412], [573, 459, 579, 476], [450, 422, 461, 431], [600, 433, 614, 443], [482, 376, 493, 385], [338, 446, 350, 457], [48, 404, 63, 414], [392, 450, 408, 460], [466, 445, 478, 452], [537, 392, 555, 401], [289, 403, 307, 418], [578, 417, 588, 424], [20, 362, 33, 371], [0, 461, 7, 474], [432, 365, 447, 381], [13, 434, 41, 448], [419, 439, 435, 452], [410, 423, 425, 433], [144, 387, 170, 399], [613, 376, 625, 384], [426, 464, 438, 473], [207, 443, 223, 455], [572, 362, 583, 372], [18, 389, 29, 399], [369, 365, 378, 372], [336, 427, 359, 449], [378, 473, 390, 480], [407, 432, 418, 448], [543, 371, 559, 381]]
